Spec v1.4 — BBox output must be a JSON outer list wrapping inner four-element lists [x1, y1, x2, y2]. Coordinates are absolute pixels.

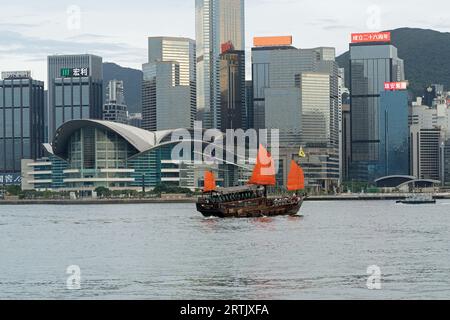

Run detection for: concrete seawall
[[0, 198, 198, 205], [1, 193, 449, 205]]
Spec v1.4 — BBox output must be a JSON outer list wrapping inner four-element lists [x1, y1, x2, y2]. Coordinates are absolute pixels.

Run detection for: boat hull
[[196, 197, 304, 218], [396, 200, 436, 204]]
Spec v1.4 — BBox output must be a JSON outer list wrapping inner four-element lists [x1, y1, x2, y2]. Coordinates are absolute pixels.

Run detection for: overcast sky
[[1, 0, 449, 84]]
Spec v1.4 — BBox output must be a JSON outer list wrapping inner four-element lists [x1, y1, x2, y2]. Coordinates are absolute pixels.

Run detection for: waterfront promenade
[[1, 193, 450, 205]]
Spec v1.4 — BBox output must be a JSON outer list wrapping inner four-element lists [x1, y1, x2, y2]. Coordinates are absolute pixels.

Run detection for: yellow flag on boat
[[299, 147, 306, 158]]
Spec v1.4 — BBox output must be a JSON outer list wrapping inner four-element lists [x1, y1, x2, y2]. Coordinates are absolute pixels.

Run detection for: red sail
[[287, 160, 305, 191], [204, 171, 216, 192], [248, 144, 276, 186]]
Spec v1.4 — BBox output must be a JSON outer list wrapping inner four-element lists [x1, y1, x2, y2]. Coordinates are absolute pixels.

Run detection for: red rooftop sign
[[351, 32, 391, 43], [221, 41, 234, 54], [384, 81, 408, 91]]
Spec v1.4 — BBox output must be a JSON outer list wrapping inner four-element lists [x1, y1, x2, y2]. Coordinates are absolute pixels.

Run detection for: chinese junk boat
[[196, 145, 306, 218]]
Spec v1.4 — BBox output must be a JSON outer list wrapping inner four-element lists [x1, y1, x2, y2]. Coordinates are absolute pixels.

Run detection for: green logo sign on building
[[60, 68, 89, 77], [61, 68, 71, 77]]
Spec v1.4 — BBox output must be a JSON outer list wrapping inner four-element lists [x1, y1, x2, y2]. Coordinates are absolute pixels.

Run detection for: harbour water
[[1, 200, 449, 299]]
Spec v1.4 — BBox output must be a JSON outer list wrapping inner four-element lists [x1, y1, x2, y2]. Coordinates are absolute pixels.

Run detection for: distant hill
[[103, 62, 142, 113], [336, 28, 450, 98]]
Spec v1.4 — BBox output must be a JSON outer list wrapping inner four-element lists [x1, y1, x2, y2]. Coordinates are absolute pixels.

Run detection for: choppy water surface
[[1, 200, 449, 299]]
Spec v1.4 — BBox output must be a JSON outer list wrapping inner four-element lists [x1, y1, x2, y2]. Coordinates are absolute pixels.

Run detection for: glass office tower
[[219, 48, 245, 131], [143, 37, 196, 131], [349, 43, 405, 181], [142, 62, 193, 131], [148, 37, 196, 87], [146, 37, 196, 130], [0, 71, 44, 181], [47, 54, 103, 140], [245, 80, 254, 130], [195, 0, 245, 129], [251, 42, 340, 190], [377, 91, 409, 178]]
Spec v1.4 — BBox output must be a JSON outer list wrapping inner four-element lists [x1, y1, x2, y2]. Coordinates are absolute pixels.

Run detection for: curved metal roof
[[374, 175, 416, 183], [51, 120, 192, 159], [397, 179, 441, 188]]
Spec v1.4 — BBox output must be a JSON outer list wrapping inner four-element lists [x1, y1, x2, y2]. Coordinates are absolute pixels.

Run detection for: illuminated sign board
[[60, 67, 89, 77], [1, 71, 31, 79], [384, 81, 408, 91], [351, 32, 391, 43], [253, 36, 293, 47]]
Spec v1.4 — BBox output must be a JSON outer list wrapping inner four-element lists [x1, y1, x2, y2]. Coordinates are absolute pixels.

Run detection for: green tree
[[6, 185, 21, 196], [95, 186, 111, 198]]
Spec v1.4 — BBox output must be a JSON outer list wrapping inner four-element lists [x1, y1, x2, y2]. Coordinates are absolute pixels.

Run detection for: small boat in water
[[396, 194, 436, 204], [196, 144, 306, 218]]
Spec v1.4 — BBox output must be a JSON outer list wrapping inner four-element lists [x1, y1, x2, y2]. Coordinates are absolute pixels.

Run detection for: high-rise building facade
[[195, 0, 245, 129], [410, 128, 441, 180], [338, 68, 350, 183], [142, 62, 194, 131], [128, 113, 142, 128], [103, 104, 128, 124], [148, 37, 196, 88], [142, 37, 196, 131], [342, 103, 351, 181], [103, 80, 128, 124], [245, 80, 254, 130], [409, 95, 450, 182], [443, 140, 450, 186], [219, 44, 245, 131], [423, 84, 444, 107], [0, 71, 45, 182], [106, 79, 125, 105], [251, 37, 340, 190], [47, 54, 103, 139], [349, 36, 405, 181], [377, 91, 409, 178]]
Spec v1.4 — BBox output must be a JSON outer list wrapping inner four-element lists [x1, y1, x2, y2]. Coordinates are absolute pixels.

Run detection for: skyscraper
[[106, 79, 125, 105], [103, 80, 128, 124], [219, 42, 245, 131], [245, 80, 254, 130], [0, 71, 45, 182], [338, 68, 349, 183], [251, 37, 340, 190], [409, 96, 450, 181], [377, 90, 409, 177], [148, 37, 196, 88], [47, 54, 103, 139], [349, 32, 405, 181], [142, 37, 196, 131], [195, 0, 245, 129]]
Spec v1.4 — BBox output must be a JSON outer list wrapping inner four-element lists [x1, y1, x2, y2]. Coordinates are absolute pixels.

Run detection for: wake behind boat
[[196, 144, 306, 218]]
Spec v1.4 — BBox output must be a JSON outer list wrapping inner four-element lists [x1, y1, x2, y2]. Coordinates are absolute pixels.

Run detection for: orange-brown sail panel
[[248, 144, 276, 186], [287, 160, 305, 191], [204, 171, 216, 192]]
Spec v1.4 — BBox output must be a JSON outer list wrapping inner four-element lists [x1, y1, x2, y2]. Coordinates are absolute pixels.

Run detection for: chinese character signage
[[60, 68, 89, 77], [351, 32, 391, 43], [0, 174, 22, 185], [384, 81, 408, 91], [1, 71, 31, 80]]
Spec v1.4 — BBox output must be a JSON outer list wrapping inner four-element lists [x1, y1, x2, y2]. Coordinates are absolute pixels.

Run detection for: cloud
[[0, 22, 41, 28], [0, 30, 146, 63], [309, 18, 355, 31], [66, 33, 117, 41]]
